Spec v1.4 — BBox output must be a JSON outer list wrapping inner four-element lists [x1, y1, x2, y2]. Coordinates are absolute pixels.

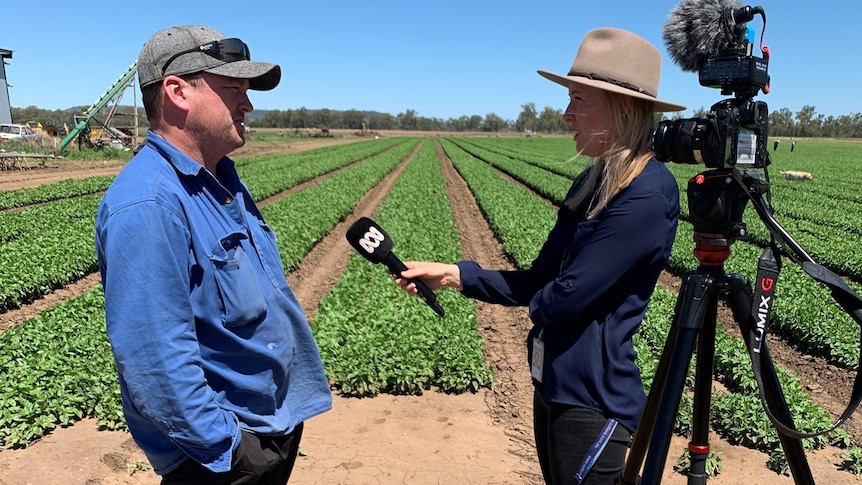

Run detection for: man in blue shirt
[[95, 25, 332, 484]]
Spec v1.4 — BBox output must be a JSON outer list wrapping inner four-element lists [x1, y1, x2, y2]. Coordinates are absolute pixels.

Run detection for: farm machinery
[[57, 61, 139, 153]]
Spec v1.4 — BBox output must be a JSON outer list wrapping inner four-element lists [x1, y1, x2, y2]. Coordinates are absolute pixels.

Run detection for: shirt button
[[225, 197, 233, 204]]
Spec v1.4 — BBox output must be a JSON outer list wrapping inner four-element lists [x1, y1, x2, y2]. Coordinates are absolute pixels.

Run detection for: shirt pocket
[[210, 231, 267, 328]]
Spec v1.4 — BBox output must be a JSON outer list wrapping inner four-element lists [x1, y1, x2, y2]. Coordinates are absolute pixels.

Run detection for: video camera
[[652, 6, 770, 169]]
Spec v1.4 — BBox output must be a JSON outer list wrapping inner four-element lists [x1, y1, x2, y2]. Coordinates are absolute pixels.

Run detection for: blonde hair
[[564, 92, 657, 219]]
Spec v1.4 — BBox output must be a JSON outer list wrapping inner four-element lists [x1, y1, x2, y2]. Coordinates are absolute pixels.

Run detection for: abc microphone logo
[[359, 226, 386, 254]]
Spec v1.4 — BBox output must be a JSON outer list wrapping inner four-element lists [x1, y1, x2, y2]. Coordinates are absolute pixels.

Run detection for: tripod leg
[[622, 272, 717, 484], [758, 343, 815, 483], [621, 314, 682, 484], [725, 275, 815, 484], [687, 297, 718, 484]]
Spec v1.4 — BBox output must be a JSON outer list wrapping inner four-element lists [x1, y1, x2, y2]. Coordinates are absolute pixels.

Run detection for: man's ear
[[162, 75, 192, 111]]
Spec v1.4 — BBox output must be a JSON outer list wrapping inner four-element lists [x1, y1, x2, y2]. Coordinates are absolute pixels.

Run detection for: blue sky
[[2, 1, 859, 121]]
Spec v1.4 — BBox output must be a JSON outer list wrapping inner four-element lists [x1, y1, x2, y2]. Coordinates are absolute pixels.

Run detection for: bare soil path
[[0, 135, 859, 484]]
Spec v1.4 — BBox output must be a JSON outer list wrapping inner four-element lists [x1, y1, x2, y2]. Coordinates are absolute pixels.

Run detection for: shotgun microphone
[[662, 0, 759, 72], [345, 217, 445, 317]]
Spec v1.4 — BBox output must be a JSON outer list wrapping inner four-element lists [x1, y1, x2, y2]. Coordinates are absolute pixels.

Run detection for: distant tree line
[[248, 107, 512, 133], [10, 103, 862, 138]]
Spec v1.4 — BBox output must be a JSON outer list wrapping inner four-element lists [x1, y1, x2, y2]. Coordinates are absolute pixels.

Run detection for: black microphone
[[662, 0, 754, 72], [345, 217, 445, 318]]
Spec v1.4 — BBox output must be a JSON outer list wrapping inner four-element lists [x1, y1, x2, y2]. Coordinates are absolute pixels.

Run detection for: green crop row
[[771, 181, 862, 236], [439, 138, 556, 267], [451, 136, 585, 179], [663, 164, 862, 369], [0, 206, 98, 312], [0, 194, 101, 244], [238, 137, 409, 199], [0, 287, 123, 447], [311, 140, 493, 395], [771, 141, 862, 202], [445, 137, 575, 202], [0, 175, 114, 211], [262, 139, 420, 270], [665, 164, 862, 283], [748, 202, 862, 282]]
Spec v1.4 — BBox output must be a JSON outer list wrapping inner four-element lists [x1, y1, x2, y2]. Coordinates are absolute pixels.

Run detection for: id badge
[[531, 336, 544, 383]]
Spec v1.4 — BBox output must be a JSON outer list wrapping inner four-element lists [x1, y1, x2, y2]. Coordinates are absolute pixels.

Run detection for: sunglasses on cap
[[161, 37, 251, 75]]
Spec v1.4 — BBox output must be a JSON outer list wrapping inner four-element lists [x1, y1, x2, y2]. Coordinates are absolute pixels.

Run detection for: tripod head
[[687, 167, 768, 266]]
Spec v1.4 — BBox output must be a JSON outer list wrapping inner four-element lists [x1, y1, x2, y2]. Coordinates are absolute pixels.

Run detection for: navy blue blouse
[[457, 158, 679, 432]]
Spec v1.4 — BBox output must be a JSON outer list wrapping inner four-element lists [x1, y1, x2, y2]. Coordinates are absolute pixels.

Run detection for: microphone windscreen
[[662, 0, 744, 72], [345, 217, 395, 265]]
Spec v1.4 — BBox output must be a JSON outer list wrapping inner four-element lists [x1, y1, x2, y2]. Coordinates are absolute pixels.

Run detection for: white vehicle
[[0, 123, 41, 142]]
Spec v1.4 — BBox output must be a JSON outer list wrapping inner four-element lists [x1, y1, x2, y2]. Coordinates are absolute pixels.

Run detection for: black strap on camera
[[746, 244, 862, 440]]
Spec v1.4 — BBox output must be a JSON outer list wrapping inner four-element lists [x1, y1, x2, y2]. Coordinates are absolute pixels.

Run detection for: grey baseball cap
[[137, 25, 281, 91]]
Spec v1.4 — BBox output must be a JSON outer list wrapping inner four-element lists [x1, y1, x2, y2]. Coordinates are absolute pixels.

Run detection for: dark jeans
[[533, 392, 631, 485], [161, 423, 304, 485]]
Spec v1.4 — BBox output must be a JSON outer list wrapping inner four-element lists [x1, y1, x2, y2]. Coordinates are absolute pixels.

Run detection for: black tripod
[[620, 168, 817, 484]]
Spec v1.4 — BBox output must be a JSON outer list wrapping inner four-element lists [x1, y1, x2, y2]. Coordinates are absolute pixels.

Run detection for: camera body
[[653, 96, 769, 169]]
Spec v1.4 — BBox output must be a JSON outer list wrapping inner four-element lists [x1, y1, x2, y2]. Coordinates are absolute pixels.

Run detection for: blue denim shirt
[[95, 132, 332, 475]]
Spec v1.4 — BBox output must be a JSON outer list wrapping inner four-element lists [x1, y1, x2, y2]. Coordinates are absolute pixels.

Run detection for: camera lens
[[652, 118, 720, 166], [652, 120, 676, 163]]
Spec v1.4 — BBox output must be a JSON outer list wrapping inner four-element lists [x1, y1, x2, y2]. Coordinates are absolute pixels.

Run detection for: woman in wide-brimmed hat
[[394, 27, 684, 484]]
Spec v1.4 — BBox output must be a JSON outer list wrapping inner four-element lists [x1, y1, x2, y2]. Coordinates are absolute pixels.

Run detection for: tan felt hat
[[538, 27, 685, 112]]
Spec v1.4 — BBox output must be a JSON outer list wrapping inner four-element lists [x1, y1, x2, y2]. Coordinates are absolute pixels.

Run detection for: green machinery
[[58, 61, 138, 153]]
